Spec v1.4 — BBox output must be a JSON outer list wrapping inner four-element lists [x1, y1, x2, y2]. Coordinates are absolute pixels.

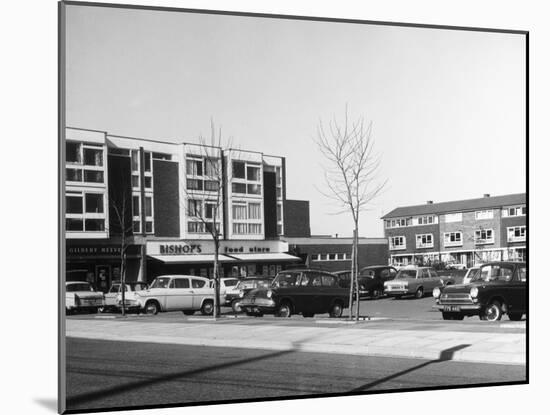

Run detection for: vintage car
[[65, 281, 105, 314], [383, 266, 454, 299], [225, 277, 273, 313], [358, 266, 398, 299], [100, 281, 149, 313], [433, 261, 526, 321], [462, 266, 481, 285], [121, 275, 215, 315], [211, 277, 240, 306], [239, 269, 349, 318]]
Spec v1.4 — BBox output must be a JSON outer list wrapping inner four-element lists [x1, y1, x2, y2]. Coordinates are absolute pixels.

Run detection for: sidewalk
[[66, 318, 526, 365]]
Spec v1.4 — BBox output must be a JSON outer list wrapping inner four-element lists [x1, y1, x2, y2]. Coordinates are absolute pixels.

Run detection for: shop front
[[146, 240, 301, 281], [66, 242, 143, 292]]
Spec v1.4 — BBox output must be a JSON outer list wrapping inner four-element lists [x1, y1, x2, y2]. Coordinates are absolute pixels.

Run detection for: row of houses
[[63, 126, 526, 291]]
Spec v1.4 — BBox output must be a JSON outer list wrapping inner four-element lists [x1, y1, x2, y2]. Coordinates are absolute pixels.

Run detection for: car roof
[[154, 275, 209, 280], [361, 265, 394, 269], [66, 281, 90, 285]]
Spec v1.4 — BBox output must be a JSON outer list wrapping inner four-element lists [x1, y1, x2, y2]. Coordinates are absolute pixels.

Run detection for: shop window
[[85, 193, 103, 213], [66, 195, 83, 214], [66, 218, 83, 231], [232, 161, 245, 179]]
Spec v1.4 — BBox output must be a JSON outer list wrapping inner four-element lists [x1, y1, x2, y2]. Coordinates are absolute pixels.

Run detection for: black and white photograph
[[57, 1, 530, 413], [10, 1, 550, 414]]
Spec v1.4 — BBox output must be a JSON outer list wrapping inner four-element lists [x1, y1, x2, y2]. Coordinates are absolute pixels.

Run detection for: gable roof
[[381, 193, 526, 219]]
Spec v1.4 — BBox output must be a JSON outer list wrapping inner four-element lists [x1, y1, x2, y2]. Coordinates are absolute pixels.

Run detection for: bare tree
[[182, 121, 233, 319], [109, 174, 134, 317], [316, 106, 387, 321]]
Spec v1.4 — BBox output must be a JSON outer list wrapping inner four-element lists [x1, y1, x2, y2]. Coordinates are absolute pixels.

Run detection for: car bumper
[[239, 298, 276, 314], [433, 304, 481, 312], [384, 289, 410, 296]]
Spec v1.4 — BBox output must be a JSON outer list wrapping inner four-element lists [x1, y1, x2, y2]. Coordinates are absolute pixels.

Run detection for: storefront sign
[[147, 240, 288, 255], [159, 244, 202, 254], [67, 245, 141, 257]]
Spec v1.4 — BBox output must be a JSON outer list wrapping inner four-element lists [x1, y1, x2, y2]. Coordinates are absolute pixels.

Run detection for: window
[[66, 142, 81, 163], [233, 223, 247, 234], [248, 203, 261, 219], [232, 161, 245, 179], [204, 159, 217, 176], [187, 179, 203, 190], [66, 195, 83, 214], [144, 176, 152, 189], [336, 253, 345, 260], [444, 232, 462, 247], [152, 152, 171, 161], [385, 218, 412, 228], [247, 184, 262, 195], [173, 278, 190, 289], [186, 159, 203, 176], [247, 166, 261, 181], [232, 183, 246, 194], [248, 224, 262, 234], [204, 180, 219, 191], [475, 210, 494, 220], [66, 168, 82, 182], [390, 236, 406, 250], [311, 254, 320, 261], [66, 218, 83, 231], [416, 234, 433, 248], [188, 199, 202, 217], [83, 148, 103, 166], [417, 216, 435, 225], [232, 204, 247, 220], [192, 279, 206, 288], [85, 194, 103, 213], [83, 170, 104, 183], [131, 175, 139, 188], [204, 202, 216, 219], [445, 213, 462, 223], [144, 152, 151, 172], [84, 219, 105, 231], [322, 276, 336, 287], [133, 221, 140, 233], [145, 196, 153, 217], [276, 204, 282, 222], [475, 229, 494, 244], [131, 150, 139, 171], [507, 226, 526, 242], [503, 206, 526, 217], [205, 222, 219, 234], [188, 222, 204, 233], [132, 196, 140, 216]]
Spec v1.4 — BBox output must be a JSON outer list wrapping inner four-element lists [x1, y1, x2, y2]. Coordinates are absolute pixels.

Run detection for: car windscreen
[[272, 272, 300, 287], [474, 264, 515, 282], [236, 280, 259, 289], [67, 283, 93, 292], [223, 279, 239, 287], [395, 270, 417, 279], [149, 277, 171, 289]]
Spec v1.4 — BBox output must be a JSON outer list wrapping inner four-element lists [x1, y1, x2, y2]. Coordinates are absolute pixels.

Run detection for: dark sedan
[[239, 269, 349, 318], [433, 261, 526, 321], [226, 277, 273, 313]]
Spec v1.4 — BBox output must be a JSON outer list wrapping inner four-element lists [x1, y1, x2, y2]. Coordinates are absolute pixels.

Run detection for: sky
[[65, 4, 526, 237]]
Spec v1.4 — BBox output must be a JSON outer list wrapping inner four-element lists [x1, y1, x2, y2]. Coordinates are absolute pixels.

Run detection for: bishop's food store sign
[[148, 240, 288, 256]]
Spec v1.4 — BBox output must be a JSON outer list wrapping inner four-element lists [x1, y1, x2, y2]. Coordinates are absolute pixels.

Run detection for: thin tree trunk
[[213, 240, 220, 319], [349, 230, 356, 320], [354, 227, 360, 321]]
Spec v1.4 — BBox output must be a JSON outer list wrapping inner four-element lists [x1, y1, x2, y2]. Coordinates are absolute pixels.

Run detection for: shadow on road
[[350, 344, 471, 392], [66, 336, 318, 409]]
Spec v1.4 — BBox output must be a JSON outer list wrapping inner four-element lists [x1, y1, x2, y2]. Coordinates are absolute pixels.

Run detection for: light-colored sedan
[[101, 281, 148, 313], [122, 275, 215, 315], [383, 267, 454, 299], [65, 281, 104, 314]]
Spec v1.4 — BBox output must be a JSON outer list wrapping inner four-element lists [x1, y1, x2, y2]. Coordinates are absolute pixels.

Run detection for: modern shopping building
[[381, 193, 527, 268], [64, 127, 304, 291]]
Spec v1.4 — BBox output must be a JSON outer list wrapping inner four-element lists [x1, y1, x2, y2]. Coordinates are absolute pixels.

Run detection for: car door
[[165, 277, 193, 310], [424, 269, 439, 291], [320, 274, 341, 312], [506, 265, 527, 314], [191, 278, 213, 309], [290, 272, 311, 314]]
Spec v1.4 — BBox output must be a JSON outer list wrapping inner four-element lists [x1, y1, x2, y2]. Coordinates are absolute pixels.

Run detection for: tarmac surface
[[66, 313, 526, 365]]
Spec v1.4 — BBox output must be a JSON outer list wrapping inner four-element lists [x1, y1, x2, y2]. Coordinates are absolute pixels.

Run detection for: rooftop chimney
[[426, 200, 433, 204], [483, 194, 491, 198]]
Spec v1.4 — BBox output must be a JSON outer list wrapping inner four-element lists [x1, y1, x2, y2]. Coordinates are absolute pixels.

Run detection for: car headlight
[[239, 290, 244, 298], [266, 289, 272, 299], [433, 287, 441, 299], [470, 287, 478, 298]]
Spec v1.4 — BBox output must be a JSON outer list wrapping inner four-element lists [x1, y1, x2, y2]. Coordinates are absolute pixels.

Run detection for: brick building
[[381, 193, 526, 268]]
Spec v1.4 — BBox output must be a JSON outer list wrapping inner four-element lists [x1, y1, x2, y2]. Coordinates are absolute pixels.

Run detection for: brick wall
[[283, 200, 311, 237], [385, 224, 440, 255], [501, 215, 527, 247]]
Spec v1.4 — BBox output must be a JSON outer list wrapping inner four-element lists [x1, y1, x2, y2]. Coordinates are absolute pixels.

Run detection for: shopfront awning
[[228, 253, 301, 262], [148, 254, 237, 264]]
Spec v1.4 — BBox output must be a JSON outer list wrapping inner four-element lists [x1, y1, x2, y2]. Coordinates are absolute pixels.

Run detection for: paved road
[[66, 338, 525, 412]]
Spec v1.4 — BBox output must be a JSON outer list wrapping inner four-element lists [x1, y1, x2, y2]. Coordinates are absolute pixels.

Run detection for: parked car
[[383, 267, 454, 299], [358, 266, 398, 299], [239, 269, 349, 318], [226, 277, 273, 313], [212, 277, 240, 306], [100, 281, 148, 313], [121, 275, 215, 315], [445, 262, 467, 270], [433, 261, 526, 321], [462, 266, 481, 285], [65, 281, 105, 314]]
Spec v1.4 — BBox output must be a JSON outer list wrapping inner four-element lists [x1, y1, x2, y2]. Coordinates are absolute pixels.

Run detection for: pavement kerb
[[66, 319, 525, 366]]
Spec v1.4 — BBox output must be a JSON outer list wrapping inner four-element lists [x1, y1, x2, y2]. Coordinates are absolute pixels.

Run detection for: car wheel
[[508, 312, 523, 321], [201, 300, 214, 315], [414, 287, 424, 299], [481, 301, 503, 322], [277, 302, 292, 318], [145, 301, 159, 315], [182, 310, 195, 316], [329, 302, 343, 318], [370, 289, 382, 300], [231, 299, 242, 313]]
